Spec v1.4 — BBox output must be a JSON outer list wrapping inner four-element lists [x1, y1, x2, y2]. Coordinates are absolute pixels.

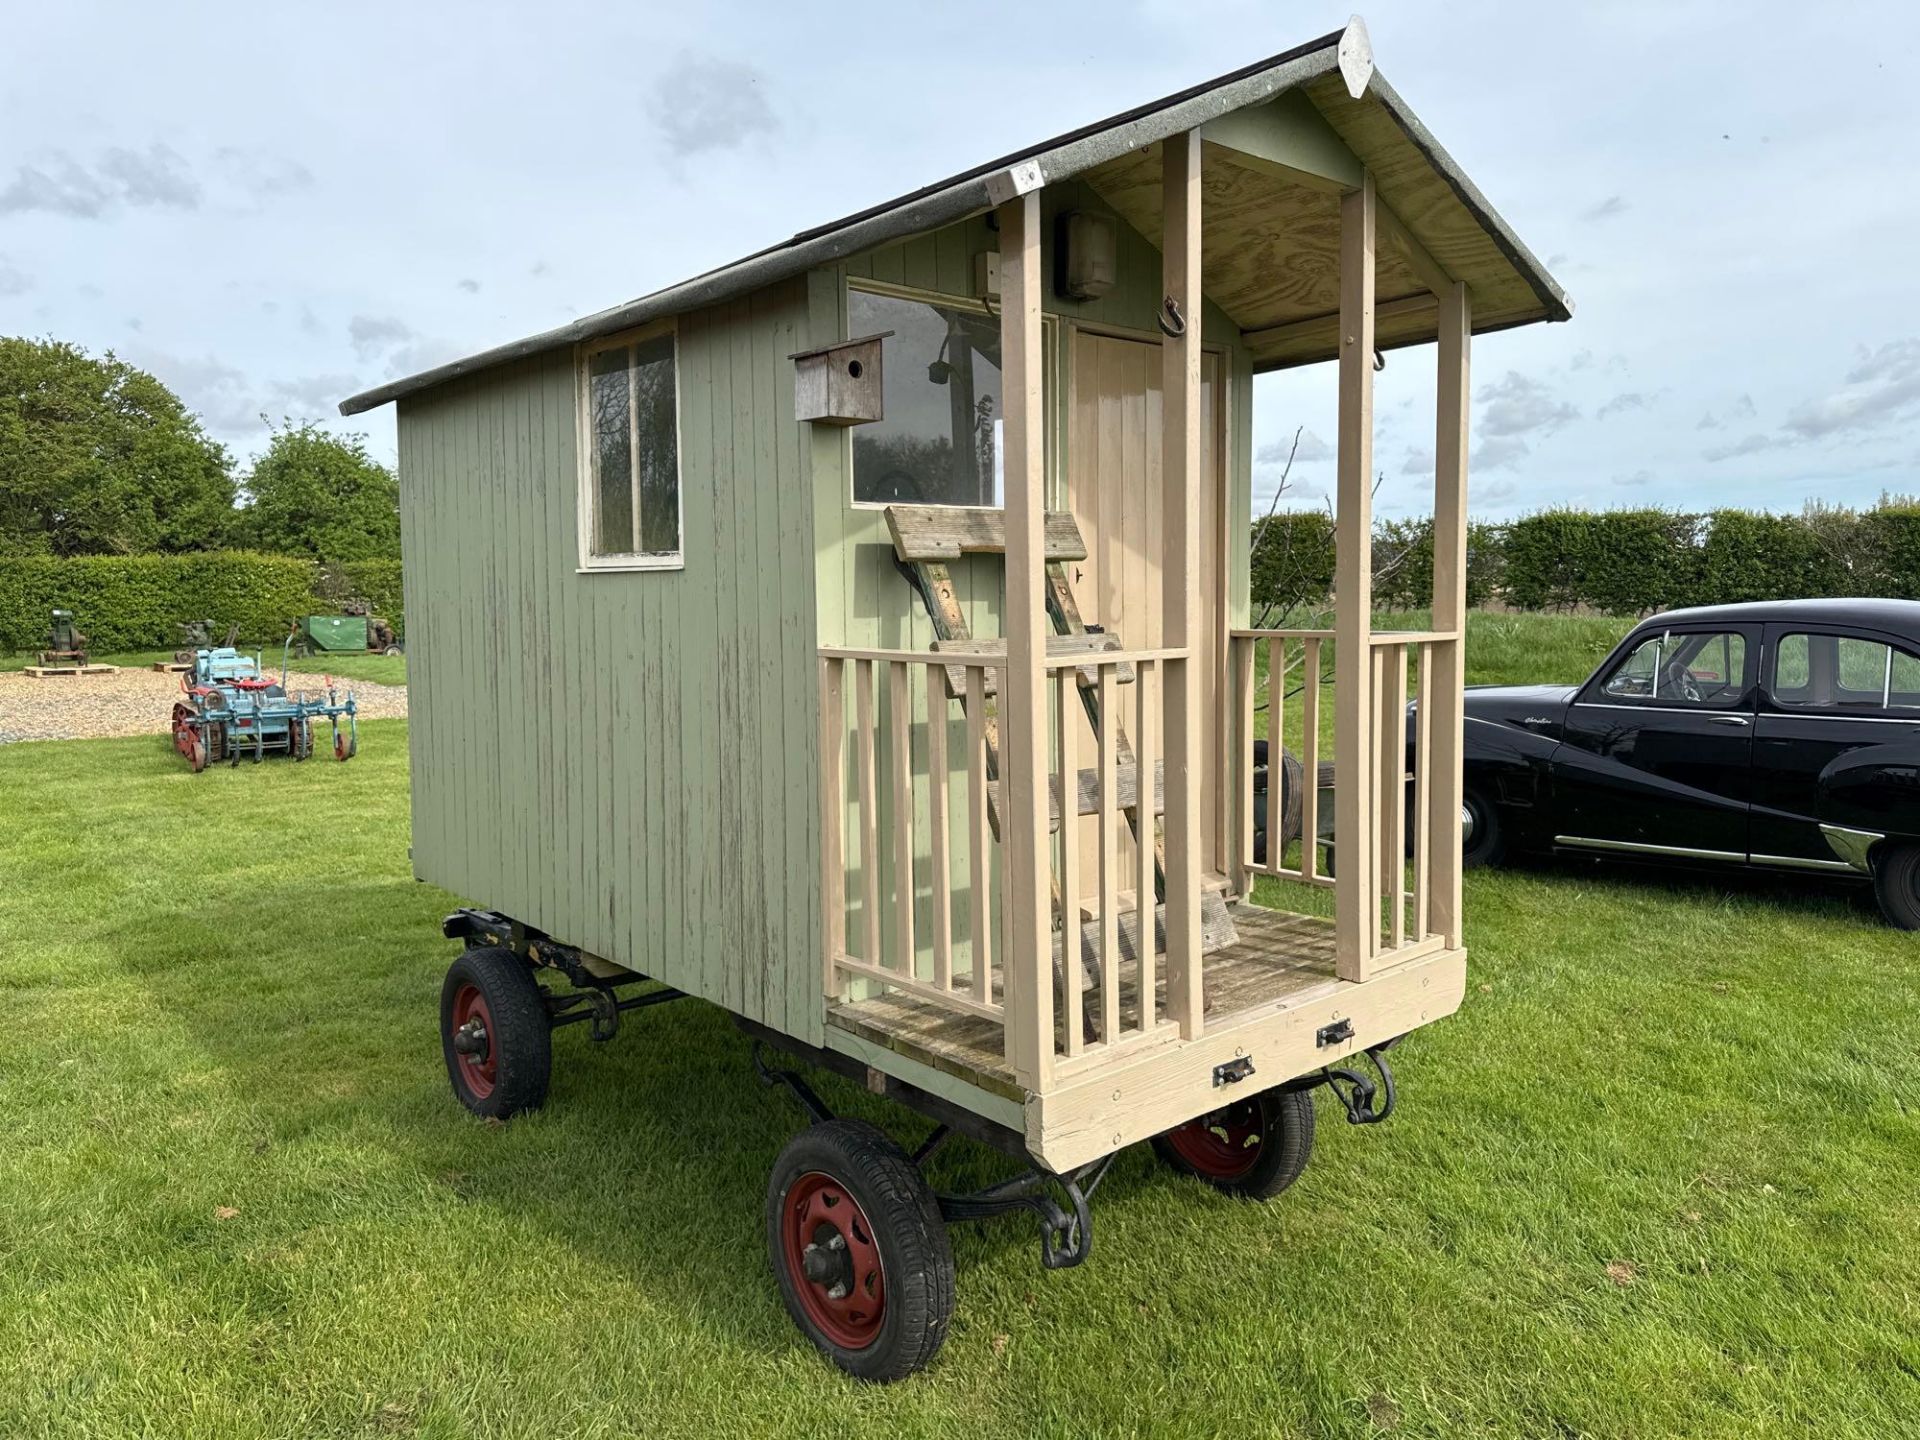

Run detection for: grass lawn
[[2, 622, 1916, 1437]]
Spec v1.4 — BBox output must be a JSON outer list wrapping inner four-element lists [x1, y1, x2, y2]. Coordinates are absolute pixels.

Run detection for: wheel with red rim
[[184, 725, 208, 773], [766, 1119, 953, 1381], [170, 702, 197, 759], [333, 726, 356, 762], [439, 946, 551, 1119], [1151, 1086, 1316, 1200]]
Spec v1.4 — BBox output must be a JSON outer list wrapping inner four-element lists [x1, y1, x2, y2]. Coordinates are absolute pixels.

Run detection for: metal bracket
[[1213, 1055, 1256, 1088], [937, 1154, 1114, 1270], [1316, 1017, 1355, 1048], [1321, 1042, 1398, 1126], [752, 1042, 836, 1125]]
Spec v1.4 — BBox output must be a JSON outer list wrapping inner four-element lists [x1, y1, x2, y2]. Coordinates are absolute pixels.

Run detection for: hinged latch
[[1316, 1018, 1355, 1048], [1212, 1055, 1256, 1088]]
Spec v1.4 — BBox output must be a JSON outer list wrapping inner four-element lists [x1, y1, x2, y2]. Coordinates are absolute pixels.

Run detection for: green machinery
[[291, 606, 401, 657]]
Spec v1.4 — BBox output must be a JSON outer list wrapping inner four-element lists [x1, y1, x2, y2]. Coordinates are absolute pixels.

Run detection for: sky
[[3, 1, 1918, 522]]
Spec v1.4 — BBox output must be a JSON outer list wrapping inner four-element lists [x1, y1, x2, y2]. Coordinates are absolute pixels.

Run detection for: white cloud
[[1478, 371, 1578, 439], [648, 53, 779, 157], [1785, 339, 1920, 438], [0, 144, 200, 217], [1256, 429, 1330, 466], [1477, 435, 1531, 471]]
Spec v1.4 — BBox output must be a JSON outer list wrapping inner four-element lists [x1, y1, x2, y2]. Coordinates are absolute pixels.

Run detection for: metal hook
[[1157, 296, 1186, 338]]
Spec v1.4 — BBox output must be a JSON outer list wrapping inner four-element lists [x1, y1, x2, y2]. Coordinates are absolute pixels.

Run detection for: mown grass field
[[1, 612, 1915, 1438]]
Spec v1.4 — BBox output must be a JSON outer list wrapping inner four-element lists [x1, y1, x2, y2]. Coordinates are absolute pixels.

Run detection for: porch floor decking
[[825, 903, 1345, 1102]]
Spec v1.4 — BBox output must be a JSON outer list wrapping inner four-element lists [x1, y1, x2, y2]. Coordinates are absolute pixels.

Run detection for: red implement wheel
[[334, 726, 356, 762], [439, 947, 551, 1119], [184, 725, 208, 773], [1152, 1086, 1316, 1200], [767, 1120, 953, 1382], [289, 718, 312, 760], [170, 702, 197, 758]]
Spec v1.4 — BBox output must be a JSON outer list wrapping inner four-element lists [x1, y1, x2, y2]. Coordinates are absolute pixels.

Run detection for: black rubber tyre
[[1461, 784, 1506, 870], [766, 1119, 954, 1382], [1152, 1086, 1316, 1200], [440, 946, 552, 1119], [1872, 844, 1920, 930]]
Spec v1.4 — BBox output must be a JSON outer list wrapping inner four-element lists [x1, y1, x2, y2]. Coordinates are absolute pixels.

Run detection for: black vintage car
[[1442, 599, 1920, 927]]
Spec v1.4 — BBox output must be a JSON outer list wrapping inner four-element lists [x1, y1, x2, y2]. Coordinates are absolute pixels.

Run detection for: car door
[[1748, 625, 1920, 865], [1549, 624, 1760, 860]]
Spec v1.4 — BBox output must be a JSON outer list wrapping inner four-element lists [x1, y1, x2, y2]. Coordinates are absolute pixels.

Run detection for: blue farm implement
[[169, 644, 358, 772]]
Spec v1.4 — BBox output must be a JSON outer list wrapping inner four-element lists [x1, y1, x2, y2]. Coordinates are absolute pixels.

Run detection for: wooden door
[[1065, 329, 1226, 896]]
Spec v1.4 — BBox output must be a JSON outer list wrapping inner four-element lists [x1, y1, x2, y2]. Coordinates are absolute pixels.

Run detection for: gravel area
[[0, 666, 407, 744]]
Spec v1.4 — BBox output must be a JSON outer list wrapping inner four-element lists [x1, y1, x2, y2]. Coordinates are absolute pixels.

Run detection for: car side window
[[1772, 632, 1920, 712], [1597, 630, 1749, 707]]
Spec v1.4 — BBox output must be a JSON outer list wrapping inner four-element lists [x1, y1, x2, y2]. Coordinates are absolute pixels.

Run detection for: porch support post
[[1162, 129, 1205, 1038], [999, 185, 1053, 1089], [1427, 281, 1471, 948], [1334, 170, 1377, 982]]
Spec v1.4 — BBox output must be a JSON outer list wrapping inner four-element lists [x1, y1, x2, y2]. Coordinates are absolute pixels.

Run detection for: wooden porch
[[813, 106, 1476, 1161]]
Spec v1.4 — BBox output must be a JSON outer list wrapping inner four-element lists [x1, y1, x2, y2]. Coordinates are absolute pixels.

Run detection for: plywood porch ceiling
[[1082, 138, 1429, 372]]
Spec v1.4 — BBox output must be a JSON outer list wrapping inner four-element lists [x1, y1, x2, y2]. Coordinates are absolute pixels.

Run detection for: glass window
[[849, 288, 1003, 507], [1772, 632, 1920, 711], [582, 328, 680, 564], [1598, 630, 1748, 707]]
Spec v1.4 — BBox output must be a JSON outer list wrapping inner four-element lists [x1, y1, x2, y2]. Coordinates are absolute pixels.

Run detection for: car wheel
[[1462, 786, 1505, 870], [1872, 844, 1920, 930]]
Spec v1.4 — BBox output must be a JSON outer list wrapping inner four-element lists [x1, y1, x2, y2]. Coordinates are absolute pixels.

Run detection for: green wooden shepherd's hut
[[342, 16, 1569, 1379]]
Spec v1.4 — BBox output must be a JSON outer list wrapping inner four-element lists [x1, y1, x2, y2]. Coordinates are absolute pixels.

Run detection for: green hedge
[[0, 552, 319, 653], [1252, 503, 1920, 618]]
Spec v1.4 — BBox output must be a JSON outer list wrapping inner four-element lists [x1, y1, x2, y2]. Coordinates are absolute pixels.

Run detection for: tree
[[0, 336, 235, 556], [236, 422, 400, 561]]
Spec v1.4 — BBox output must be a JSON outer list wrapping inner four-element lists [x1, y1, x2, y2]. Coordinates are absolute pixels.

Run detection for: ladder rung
[[932, 634, 1134, 698], [988, 759, 1164, 833], [1051, 888, 1240, 987]]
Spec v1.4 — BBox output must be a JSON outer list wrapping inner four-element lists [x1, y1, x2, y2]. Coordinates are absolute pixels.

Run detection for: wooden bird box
[[790, 331, 890, 426]]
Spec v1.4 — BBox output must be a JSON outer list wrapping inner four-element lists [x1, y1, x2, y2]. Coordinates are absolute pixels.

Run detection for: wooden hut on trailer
[[341, 16, 1568, 1380]]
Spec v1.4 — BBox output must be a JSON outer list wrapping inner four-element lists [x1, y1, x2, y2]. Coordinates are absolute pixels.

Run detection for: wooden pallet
[[22, 664, 119, 677], [151, 661, 192, 673]]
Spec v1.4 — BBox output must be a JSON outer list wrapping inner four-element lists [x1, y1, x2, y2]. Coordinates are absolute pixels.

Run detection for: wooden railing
[[1230, 628, 1462, 971], [817, 642, 1200, 1074], [818, 647, 1010, 1046], [1231, 629, 1333, 889], [1042, 645, 1188, 1070]]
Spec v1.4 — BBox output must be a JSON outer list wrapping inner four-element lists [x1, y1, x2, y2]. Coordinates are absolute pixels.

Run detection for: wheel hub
[[449, 984, 498, 1099], [801, 1230, 852, 1297], [452, 1016, 490, 1059]]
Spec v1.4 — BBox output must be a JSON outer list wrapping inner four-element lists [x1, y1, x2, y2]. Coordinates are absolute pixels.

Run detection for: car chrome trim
[[1756, 712, 1920, 726], [1553, 835, 1745, 863], [1750, 852, 1858, 873], [1818, 824, 1882, 874], [1572, 702, 1755, 719]]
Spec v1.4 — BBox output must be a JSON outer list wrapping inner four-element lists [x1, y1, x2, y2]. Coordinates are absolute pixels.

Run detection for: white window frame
[[575, 318, 685, 573]]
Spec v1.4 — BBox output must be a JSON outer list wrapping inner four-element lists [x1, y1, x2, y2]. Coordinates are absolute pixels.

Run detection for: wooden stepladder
[[883, 505, 1235, 1024]]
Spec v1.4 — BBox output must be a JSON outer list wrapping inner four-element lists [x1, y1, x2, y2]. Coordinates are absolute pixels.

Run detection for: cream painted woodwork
[[1064, 332, 1227, 903]]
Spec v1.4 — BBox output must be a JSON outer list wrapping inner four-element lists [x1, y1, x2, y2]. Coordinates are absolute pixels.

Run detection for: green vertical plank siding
[[393, 176, 1258, 1057], [395, 280, 823, 1047]]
